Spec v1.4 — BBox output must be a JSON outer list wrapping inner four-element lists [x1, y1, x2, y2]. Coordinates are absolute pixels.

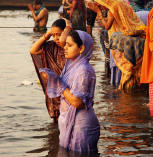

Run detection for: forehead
[[66, 36, 76, 44], [50, 26, 63, 34]]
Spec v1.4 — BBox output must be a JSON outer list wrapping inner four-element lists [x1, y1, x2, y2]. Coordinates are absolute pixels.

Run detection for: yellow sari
[[95, 0, 144, 37], [95, 0, 145, 91]]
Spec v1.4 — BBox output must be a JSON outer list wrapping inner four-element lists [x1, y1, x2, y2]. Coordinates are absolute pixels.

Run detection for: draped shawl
[[95, 0, 145, 37]]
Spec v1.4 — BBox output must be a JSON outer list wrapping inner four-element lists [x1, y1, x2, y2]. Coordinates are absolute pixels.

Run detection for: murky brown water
[[0, 10, 153, 157]]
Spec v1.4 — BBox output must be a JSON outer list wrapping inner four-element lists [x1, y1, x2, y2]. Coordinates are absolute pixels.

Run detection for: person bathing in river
[[30, 18, 72, 122], [28, 0, 48, 32], [39, 30, 100, 152]]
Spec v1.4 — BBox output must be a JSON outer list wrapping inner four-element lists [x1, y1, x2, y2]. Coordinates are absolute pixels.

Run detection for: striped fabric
[[149, 82, 153, 116]]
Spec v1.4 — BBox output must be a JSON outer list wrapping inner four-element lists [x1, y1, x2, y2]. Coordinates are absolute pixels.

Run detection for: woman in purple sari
[[40, 30, 100, 153]]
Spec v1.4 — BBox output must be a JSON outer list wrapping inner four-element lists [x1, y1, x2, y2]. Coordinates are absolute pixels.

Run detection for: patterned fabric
[[31, 40, 65, 122], [40, 31, 100, 152], [149, 82, 153, 116], [109, 32, 145, 66], [140, 8, 153, 83], [111, 49, 142, 90], [95, 0, 145, 38]]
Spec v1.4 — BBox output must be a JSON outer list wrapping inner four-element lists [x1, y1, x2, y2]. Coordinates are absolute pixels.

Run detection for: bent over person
[[28, 0, 48, 32]]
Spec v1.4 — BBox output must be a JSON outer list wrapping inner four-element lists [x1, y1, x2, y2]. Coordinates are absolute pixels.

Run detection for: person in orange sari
[[86, 0, 145, 90], [140, 8, 153, 117]]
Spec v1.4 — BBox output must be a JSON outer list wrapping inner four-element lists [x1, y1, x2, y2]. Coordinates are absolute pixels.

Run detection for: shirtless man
[[28, 0, 48, 32]]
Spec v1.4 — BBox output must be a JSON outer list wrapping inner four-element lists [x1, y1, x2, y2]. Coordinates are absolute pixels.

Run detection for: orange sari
[[140, 8, 153, 83]]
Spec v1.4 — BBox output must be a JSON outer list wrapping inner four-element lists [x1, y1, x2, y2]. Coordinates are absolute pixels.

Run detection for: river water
[[0, 10, 153, 157]]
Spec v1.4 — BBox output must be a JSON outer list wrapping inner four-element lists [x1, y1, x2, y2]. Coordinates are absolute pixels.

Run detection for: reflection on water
[[0, 10, 153, 157]]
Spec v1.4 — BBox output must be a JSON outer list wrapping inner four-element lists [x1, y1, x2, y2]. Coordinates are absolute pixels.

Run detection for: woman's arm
[[86, 2, 114, 30], [30, 32, 51, 54], [59, 18, 72, 48], [63, 88, 85, 109], [97, 11, 114, 30]]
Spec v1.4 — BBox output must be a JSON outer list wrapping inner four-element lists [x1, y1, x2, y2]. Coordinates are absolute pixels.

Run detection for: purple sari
[[40, 31, 100, 153]]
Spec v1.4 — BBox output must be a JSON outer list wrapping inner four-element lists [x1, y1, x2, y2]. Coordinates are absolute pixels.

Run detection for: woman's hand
[[43, 32, 52, 41]]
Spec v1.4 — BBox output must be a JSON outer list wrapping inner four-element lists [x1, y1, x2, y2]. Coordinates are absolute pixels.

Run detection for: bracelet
[[65, 26, 72, 30], [43, 34, 47, 41]]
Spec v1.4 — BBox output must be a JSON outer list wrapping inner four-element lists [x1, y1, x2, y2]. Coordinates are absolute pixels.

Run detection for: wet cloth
[[109, 32, 145, 66], [109, 32, 145, 90], [141, 8, 153, 84], [31, 40, 65, 121], [33, 26, 47, 32], [40, 31, 100, 152]]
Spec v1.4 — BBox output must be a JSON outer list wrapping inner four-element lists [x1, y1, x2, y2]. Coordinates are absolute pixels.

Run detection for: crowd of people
[[28, 0, 153, 154]]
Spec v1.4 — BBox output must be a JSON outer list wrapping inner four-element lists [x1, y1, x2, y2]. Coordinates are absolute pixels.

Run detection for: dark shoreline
[[0, 0, 61, 10]]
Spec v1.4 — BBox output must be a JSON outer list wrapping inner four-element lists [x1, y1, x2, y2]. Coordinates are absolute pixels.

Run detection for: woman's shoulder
[[76, 63, 95, 76]]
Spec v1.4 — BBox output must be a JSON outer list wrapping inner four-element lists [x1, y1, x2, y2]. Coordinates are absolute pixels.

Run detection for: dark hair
[[34, 0, 43, 5], [51, 19, 66, 30], [68, 30, 83, 48]]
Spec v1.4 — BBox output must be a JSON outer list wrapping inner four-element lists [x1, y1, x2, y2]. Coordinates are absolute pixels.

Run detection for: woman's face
[[64, 36, 81, 60], [50, 26, 63, 46]]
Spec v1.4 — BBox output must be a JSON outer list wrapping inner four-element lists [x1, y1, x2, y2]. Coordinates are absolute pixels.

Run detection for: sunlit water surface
[[0, 10, 153, 157]]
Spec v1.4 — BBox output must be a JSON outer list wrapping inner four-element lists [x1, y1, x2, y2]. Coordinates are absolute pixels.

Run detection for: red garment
[[149, 83, 153, 116]]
